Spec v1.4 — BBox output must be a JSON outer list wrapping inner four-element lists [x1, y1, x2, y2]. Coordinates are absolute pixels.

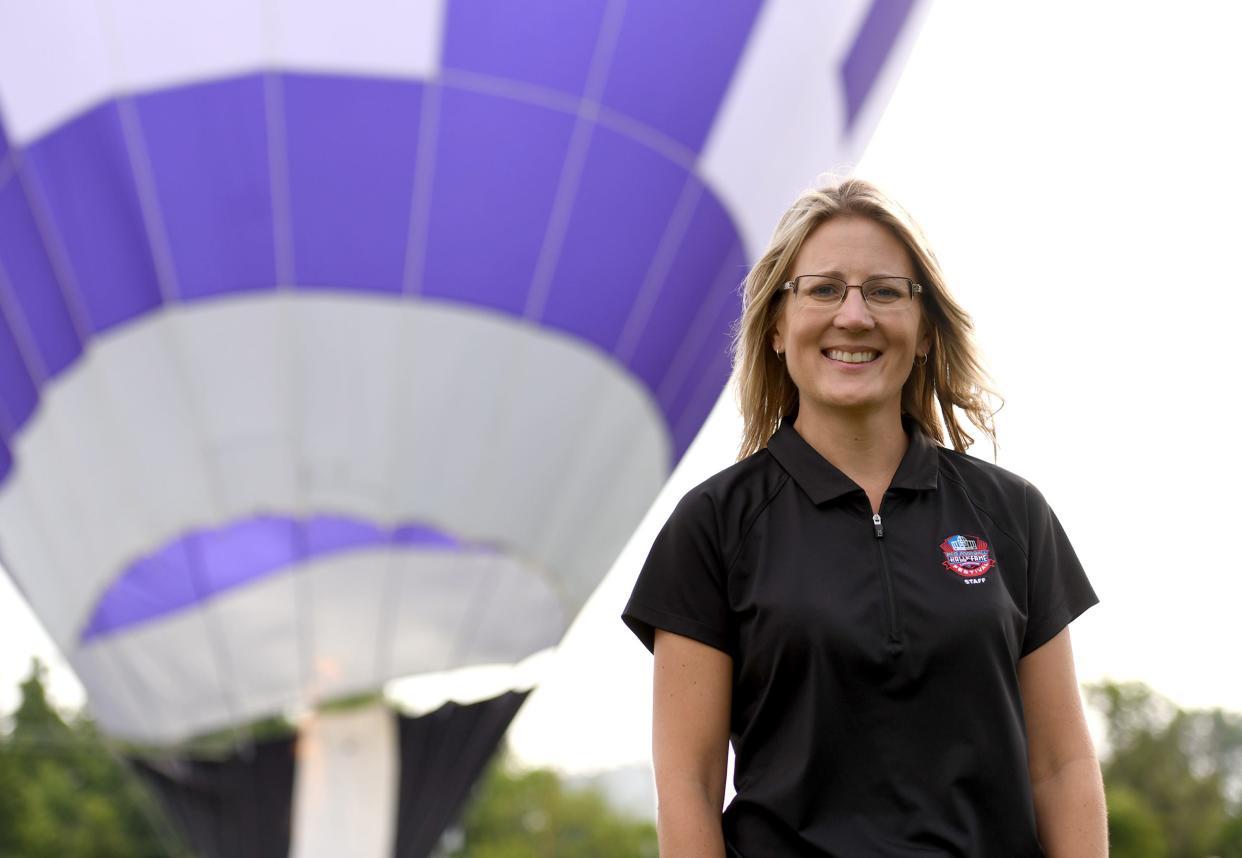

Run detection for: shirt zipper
[[871, 508, 902, 647]]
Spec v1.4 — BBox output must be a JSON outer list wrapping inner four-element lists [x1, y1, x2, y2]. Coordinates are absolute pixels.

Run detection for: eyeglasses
[[782, 275, 922, 309]]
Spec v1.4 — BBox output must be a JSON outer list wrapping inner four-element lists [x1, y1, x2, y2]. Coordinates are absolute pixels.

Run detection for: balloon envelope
[[0, 0, 923, 744]]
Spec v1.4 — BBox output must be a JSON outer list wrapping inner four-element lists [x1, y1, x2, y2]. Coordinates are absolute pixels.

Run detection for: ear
[[917, 316, 932, 361], [771, 319, 786, 357]]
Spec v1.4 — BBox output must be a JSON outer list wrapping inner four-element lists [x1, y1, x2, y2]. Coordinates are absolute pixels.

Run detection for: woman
[[622, 179, 1106, 856]]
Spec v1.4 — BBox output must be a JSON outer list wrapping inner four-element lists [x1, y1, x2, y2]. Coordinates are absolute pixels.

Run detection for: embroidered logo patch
[[939, 534, 995, 581]]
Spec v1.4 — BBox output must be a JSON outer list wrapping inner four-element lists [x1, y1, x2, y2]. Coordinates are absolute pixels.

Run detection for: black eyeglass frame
[[781, 275, 923, 308]]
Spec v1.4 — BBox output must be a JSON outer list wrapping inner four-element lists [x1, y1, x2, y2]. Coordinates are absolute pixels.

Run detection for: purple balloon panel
[[661, 262, 742, 456], [23, 103, 164, 333], [537, 123, 687, 349], [80, 514, 475, 643], [842, 0, 917, 129], [284, 74, 423, 295], [392, 523, 460, 549], [135, 75, 277, 302], [300, 514, 382, 555], [626, 182, 742, 394], [599, 0, 764, 152], [0, 120, 9, 165], [420, 87, 576, 314], [0, 305, 39, 437], [442, 0, 610, 99], [0, 180, 83, 379]]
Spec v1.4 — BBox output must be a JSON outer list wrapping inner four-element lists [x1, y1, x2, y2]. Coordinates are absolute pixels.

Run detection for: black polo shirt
[[622, 419, 1098, 857]]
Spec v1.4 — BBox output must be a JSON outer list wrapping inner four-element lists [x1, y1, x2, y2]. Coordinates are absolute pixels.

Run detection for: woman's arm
[[1018, 627, 1108, 857], [652, 628, 733, 858]]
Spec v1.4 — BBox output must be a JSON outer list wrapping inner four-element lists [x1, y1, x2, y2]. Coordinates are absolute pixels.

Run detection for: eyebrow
[[808, 269, 908, 280]]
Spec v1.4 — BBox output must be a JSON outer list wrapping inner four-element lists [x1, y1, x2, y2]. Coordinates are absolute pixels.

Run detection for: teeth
[[826, 349, 878, 364]]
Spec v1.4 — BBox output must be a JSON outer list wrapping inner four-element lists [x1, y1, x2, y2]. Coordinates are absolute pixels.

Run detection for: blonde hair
[[732, 177, 999, 459]]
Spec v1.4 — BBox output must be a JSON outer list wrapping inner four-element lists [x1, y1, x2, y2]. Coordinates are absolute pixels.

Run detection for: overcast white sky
[[3, 1, 1241, 776]]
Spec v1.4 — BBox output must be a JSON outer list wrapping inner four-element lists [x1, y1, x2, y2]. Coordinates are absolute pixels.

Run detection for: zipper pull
[[872, 513, 884, 538]]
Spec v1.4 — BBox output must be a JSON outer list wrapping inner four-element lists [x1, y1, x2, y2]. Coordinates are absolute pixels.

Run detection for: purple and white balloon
[[0, 0, 922, 745]]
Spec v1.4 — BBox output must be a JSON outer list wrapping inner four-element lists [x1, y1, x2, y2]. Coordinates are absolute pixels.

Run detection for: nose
[[833, 286, 875, 331]]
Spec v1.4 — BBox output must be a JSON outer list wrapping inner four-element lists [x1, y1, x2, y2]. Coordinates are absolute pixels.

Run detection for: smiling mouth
[[823, 349, 880, 364]]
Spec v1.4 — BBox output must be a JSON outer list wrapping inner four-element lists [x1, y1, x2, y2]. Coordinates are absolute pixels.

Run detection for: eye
[[864, 279, 907, 304], [805, 278, 846, 301]]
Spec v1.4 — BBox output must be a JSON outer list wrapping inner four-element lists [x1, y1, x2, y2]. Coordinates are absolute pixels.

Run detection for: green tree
[[0, 659, 185, 858], [451, 749, 657, 858], [1217, 813, 1242, 858], [1089, 680, 1242, 858], [0, 728, 27, 856], [1105, 785, 1167, 858]]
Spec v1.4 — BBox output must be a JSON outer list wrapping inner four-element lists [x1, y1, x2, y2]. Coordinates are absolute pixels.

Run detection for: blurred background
[[2, 1, 1240, 856]]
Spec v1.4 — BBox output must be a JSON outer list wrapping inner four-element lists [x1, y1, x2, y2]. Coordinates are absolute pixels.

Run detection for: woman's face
[[772, 215, 929, 421]]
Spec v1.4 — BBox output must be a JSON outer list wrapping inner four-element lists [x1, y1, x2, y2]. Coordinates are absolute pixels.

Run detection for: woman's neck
[[793, 402, 908, 512]]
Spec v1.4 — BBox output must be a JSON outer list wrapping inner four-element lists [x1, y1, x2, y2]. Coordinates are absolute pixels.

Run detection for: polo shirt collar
[[766, 416, 940, 505]]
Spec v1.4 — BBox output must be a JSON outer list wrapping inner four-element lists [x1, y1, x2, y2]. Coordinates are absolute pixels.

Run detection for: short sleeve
[[621, 489, 732, 656], [1020, 483, 1099, 656]]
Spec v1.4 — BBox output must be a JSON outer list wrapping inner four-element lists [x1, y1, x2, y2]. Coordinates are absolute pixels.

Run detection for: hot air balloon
[[0, 0, 924, 854]]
